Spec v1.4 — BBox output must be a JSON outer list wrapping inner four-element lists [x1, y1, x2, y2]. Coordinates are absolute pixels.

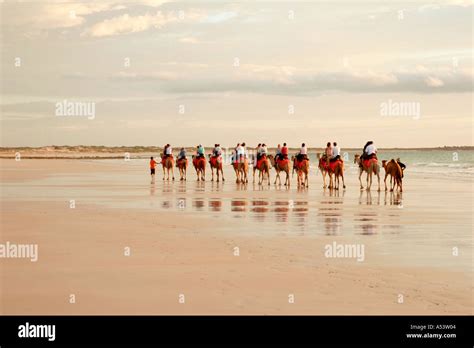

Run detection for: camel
[[316, 153, 346, 190], [382, 159, 403, 192], [292, 156, 309, 188], [176, 157, 188, 181], [252, 155, 271, 185], [160, 154, 175, 181], [268, 154, 291, 186], [233, 158, 249, 184], [208, 155, 225, 182], [192, 155, 206, 181], [316, 153, 330, 188], [354, 154, 381, 191]]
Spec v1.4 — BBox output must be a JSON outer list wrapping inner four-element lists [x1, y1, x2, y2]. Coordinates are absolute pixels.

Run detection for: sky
[[1, 0, 472, 148]]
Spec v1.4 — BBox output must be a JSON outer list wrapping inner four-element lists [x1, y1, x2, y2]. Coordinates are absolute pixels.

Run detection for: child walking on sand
[[150, 156, 157, 183]]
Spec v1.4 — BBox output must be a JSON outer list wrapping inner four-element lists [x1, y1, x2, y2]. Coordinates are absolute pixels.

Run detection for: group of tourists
[[148, 141, 409, 180]]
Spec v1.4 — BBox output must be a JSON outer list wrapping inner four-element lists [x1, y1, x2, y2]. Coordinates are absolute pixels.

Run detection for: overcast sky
[[1, 0, 472, 148]]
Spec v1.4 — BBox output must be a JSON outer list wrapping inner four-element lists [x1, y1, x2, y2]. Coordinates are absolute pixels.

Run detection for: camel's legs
[[221, 169, 225, 182], [359, 169, 364, 190], [341, 173, 346, 189], [384, 173, 389, 191], [376, 173, 381, 191]]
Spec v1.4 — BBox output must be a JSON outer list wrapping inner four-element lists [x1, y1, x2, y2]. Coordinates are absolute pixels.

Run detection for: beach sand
[[0, 158, 472, 314]]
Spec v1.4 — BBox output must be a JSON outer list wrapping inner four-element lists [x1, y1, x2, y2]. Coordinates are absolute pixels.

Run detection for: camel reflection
[[193, 198, 205, 210], [209, 199, 222, 212], [359, 190, 381, 205], [384, 191, 403, 206], [231, 199, 247, 212]]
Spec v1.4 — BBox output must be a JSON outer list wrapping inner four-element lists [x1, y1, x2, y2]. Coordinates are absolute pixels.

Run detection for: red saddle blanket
[[256, 156, 267, 169], [176, 158, 187, 166], [319, 158, 342, 172], [209, 156, 221, 167], [161, 155, 173, 165], [193, 157, 206, 167], [294, 159, 307, 170], [276, 158, 290, 167], [362, 158, 377, 169]]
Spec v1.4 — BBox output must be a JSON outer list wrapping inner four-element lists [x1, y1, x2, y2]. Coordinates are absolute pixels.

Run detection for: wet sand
[[0, 158, 472, 314]]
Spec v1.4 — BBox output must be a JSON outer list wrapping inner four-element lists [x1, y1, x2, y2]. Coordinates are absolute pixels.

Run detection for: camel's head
[[317, 153, 321, 159], [354, 154, 360, 164], [382, 160, 387, 168]]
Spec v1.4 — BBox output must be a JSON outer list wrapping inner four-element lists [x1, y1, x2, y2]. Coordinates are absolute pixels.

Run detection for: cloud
[[82, 11, 174, 37], [425, 76, 444, 87], [202, 11, 238, 23], [155, 67, 472, 95], [179, 37, 200, 44], [82, 10, 204, 37]]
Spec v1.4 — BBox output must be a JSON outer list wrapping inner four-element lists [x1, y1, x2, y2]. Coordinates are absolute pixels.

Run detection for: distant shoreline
[[0, 145, 472, 160], [1, 145, 473, 152]]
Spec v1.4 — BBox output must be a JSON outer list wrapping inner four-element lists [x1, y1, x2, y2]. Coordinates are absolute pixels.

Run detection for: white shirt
[[237, 146, 244, 156], [332, 146, 340, 157], [365, 144, 377, 155], [300, 147, 307, 155], [165, 146, 172, 155]]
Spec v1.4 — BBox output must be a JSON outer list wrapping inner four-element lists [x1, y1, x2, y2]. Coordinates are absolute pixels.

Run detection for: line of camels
[[159, 152, 404, 192]]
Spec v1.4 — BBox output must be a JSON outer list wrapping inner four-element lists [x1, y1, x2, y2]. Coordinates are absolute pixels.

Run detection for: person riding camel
[[331, 142, 341, 162], [237, 142, 246, 163], [177, 147, 186, 161], [325, 142, 332, 165], [364, 141, 377, 160], [255, 143, 262, 164], [275, 144, 282, 161], [212, 144, 222, 157], [164, 144, 173, 158], [211, 143, 222, 165], [232, 143, 240, 163], [297, 143, 308, 162], [196, 144, 205, 158], [261, 144, 268, 156], [281, 142, 289, 160]]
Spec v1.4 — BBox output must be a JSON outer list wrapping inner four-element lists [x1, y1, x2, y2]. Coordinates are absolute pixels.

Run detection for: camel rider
[[281, 142, 289, 160], [275, 144, 282, 161], [231, 143, 240, 163], [364, 141, 377, 160], [261, 144, 268, 156], [212, 144, 222, 157], [297, 143, 308, 162], [256, 143, 262, 160], [237, 142, 246, 163], [212, 144, 222, 164], [164, 144, 173, 158], [196, 144, 205, 158], [325, 142, 332, 165], [361, 141, 371, 161], [177, 147, 186, 161], [331, 142, 341, 162]]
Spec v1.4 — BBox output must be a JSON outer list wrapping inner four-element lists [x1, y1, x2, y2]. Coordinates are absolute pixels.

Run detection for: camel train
[[155, 144, 404, 191]]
